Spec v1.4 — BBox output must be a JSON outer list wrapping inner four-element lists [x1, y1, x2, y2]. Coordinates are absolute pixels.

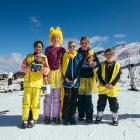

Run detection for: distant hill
[[96, 41, 140, 68]]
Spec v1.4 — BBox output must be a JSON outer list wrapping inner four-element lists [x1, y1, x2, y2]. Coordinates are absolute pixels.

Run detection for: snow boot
[[78, 117, 84, 121], [112, 112, 119, 126], [95, 111, 103, 124], [86, 115, 93, 123], [28, 120, 36, 128], [85, 119, 93, 123], [44, 116, 51, 124], [78, 113, 85, 121], [70, 117, 76, 125], [95, 116, 102, 124], [112, 118, 119, 126], [63, 118, 69, 125], [22, 121, 28, 129], [53, 117, 60, 124]]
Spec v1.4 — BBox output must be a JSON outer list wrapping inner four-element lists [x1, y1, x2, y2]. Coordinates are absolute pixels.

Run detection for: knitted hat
[[49, 26, 63, 45], [88, 49, 94, 56]]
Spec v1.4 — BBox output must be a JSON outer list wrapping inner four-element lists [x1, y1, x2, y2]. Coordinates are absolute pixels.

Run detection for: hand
[[22, 60, 31, 73], [65, 77, 70, 83], [105, 84, 113, 89], [44, 76, 48, 84], [108, 84, 113, 89], [26, 67, 31, 73], [73, 78, 77, 84], [105, 84, 110, 89]]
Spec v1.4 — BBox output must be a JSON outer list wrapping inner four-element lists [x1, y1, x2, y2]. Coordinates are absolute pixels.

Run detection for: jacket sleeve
[[82, 62, 96, 70], [74, 63, 81, 79], [22, 58, 31, 73], [42, 57, 50, 76], [73, 55, 84, 79], [97, 64, 107, 85], [111, 68, 122, 86]]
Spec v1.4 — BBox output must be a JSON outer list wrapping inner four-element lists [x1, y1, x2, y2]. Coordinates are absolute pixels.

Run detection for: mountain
[[95, 41, 140, 68]]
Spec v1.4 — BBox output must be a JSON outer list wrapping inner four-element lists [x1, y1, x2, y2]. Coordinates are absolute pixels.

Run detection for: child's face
[[105, 52, 114, 62], [68, 43, 76, 53], [80, 40, 89, 50], [52, 35, 60, 45], [88, 55, 94, 62], [34, 43, 43, 53]]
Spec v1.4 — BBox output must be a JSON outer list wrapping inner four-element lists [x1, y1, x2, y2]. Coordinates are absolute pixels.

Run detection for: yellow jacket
[[22, 53, 50, 88], [98, 61, 120, 97]]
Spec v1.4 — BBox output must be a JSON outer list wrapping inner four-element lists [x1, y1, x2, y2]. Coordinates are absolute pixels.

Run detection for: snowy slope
[[97, 41, 140, 67], [0, 85, 140, 140]]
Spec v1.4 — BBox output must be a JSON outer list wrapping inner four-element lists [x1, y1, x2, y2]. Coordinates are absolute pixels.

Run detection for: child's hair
[[86, 54, 95, 61], [80, 36, 89, 43], [33, 41, 44, 49], [104, 48, 115, 55], [68, 41, 76, 49]]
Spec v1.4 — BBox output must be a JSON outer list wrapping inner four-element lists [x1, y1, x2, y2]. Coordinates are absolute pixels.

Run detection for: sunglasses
[[68, 45, 76, 48], [105, 53, 113, 56]]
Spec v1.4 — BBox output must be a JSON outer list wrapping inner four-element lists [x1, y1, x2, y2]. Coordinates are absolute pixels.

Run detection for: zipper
[[72, 58, 73, 80]]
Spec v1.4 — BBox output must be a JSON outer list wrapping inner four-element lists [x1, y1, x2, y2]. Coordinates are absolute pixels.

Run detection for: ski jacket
[[98, 61, 121, 97], [80, 61, 98, 78], [62, 51, 83, 88], [77, 47, 99, 77], [22, 53, 50, 88]]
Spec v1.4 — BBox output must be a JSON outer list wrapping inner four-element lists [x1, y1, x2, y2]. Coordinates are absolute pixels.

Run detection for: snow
[[0, 81, 140, 140], [0, 41, 140, 140]]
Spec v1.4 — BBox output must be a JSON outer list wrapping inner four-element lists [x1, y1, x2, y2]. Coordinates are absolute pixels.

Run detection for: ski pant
[[78, 95, 93, 120], [44, 88, 61, 118], [97, 94, 119, 113], [22, 87, 41, 121], [62, 87, 78, 119]]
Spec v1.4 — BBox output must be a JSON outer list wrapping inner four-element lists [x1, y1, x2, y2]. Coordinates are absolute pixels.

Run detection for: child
[[78, 36, 99, 123], [44, 27, 66, 124], [22, 41, 50, 128], [62, 41, 82, 125], [95, 48, 121, 126]]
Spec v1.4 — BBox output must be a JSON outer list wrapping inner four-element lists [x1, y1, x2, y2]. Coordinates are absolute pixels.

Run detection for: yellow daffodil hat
[[49, 26, 63, 45]]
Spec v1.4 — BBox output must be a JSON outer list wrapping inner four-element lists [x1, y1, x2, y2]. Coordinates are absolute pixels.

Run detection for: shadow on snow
[[0, 113, 140, 127]]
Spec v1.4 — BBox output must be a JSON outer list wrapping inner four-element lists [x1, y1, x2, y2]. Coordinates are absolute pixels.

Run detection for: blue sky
[[0, 0, 140, 72]]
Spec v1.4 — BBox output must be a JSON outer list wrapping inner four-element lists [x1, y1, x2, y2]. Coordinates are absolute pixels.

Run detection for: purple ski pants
[[44, 88, 61, 118]]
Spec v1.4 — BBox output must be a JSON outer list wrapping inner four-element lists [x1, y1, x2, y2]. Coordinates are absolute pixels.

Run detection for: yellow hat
[[49, 26, 63, 45], [88, 49, 94, 56]]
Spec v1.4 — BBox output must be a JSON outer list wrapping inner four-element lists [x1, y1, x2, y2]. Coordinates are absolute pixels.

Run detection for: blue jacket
[[78, 47, 99, 77], [80, 61, 97, 78], [62, 51, 83, 88]]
